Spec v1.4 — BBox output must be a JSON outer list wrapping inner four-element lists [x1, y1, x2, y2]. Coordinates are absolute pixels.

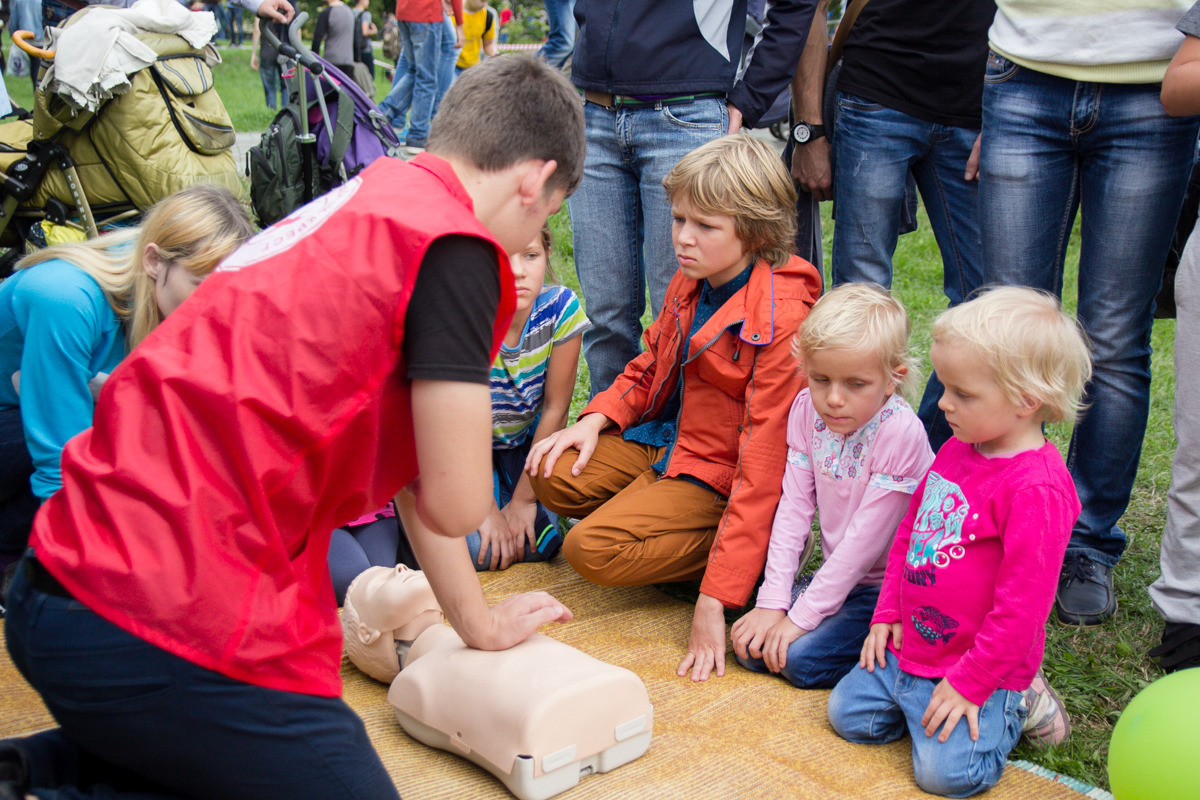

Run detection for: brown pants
[[529, 435, 726, 587]]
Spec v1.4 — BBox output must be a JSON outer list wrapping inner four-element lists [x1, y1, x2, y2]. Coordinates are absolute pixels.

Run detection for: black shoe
[[1055, 553, 1116, 625], [0, 742, 31, 797], [1149, 622, 1200, 673]]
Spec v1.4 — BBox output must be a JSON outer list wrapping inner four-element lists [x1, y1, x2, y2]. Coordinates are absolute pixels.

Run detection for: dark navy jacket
[[571, 0, 818, 128]]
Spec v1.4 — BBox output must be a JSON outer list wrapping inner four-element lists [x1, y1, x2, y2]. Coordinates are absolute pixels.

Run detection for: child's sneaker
[[1021, 669, 1071, 746]]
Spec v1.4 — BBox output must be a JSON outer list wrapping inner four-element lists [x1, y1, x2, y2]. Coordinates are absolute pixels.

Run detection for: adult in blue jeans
[[538, 0, 574, 69], [568, 0, 817, 397], [380, 8, 462, 141], [789, 0, 995, 451], [381, 0, 461, 151], [980, 0, 1200, 625]]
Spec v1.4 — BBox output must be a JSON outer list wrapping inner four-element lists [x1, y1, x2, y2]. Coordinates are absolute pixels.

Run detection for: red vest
[[31, 155, 515, 697]]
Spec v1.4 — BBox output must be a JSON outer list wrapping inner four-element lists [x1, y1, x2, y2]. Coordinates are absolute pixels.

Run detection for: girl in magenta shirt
[[828, 286, 1091, 797]]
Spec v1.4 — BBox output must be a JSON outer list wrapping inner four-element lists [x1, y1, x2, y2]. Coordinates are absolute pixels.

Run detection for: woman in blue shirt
[[0, 184, 254, 580]]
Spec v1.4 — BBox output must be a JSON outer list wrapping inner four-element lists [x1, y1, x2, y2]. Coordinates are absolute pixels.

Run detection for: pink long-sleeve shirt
[[756, 390, 935, 631], [872, 437, 1080, 706]]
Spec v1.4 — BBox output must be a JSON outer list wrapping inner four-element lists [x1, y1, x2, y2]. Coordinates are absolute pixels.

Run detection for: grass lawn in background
[[3, 39, 1174, 793]]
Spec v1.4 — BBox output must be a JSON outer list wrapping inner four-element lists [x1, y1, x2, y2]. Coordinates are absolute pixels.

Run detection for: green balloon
[[1109, 668, 1200, 800]]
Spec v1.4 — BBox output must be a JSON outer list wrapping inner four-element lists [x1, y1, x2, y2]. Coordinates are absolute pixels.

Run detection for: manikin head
[[342, 566, 445, 683]]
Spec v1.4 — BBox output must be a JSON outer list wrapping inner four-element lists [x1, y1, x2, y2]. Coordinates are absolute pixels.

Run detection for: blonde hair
[[932, 286, 1092, 423], [17, 185, 254, 349], [662, 133, 798, 269], [793, 283, 920, 399]]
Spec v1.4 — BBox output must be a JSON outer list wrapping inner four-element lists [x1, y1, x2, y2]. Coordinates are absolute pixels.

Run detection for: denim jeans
[[568, 97, 728, 396], [4, 556, 400, 799], [433, 13, 458, 116], [378, 19, 440, 142], [0, 407, 36, 561], [736, 579, 879, 689], [538, 0, 575, 69], [832, 92, 984, 450], [828, 656, 1025, 798], [979, 52, 1200, 567], [465, 445, 560, 570], [259, 57, 288, 110]]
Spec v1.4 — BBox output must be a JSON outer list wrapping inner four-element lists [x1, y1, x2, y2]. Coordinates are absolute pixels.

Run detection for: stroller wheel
[[769, 121, 788, 142]]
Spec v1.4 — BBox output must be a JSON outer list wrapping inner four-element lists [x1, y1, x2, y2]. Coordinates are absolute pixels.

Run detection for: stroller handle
[[262, 12, 324, 76], [12, 30, 54, 60]]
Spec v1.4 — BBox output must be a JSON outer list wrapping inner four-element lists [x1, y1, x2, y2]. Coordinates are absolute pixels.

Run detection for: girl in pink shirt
[[828, 287, 1091, 797], [732, 284, 934, 688]]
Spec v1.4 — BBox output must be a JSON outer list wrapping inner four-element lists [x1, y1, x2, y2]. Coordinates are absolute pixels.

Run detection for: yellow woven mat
[[1, 560, 1093, 799]]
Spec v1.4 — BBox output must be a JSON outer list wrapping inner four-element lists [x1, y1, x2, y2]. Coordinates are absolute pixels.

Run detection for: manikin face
[[143, 244, 206, 318], [804, 347, 898, 436], [932, 339, 1041, 454], [671, 193, 751, 289], [351, 565, 438, 636], [509, 236, 548, 315]]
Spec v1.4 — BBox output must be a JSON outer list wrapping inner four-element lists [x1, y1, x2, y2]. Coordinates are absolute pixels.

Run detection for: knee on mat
[[561, 528, 620, 585], [912, 753, 1003, 799]]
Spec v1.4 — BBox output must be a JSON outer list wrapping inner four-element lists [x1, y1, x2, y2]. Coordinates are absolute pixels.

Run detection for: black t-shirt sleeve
[[403, 235, 501, 384]]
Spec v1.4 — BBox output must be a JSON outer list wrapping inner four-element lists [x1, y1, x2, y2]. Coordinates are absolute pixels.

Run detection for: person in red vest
[[0, 56, 583, 800]]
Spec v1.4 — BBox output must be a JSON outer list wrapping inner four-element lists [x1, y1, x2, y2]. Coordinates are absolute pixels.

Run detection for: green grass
[[5, 43, 1168, 790]]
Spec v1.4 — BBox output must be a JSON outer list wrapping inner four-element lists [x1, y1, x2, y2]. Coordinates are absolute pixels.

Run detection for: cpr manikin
[[342, 566, 654, 800]]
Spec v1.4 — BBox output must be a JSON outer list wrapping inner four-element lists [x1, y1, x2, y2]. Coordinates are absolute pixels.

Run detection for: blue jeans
[[828, 656, 1025, 798], [832, 92, 983, 450], [736, 579, 879, 689], [568, 97, 728, 396], [259, 57, 288, 110], [378, 19, 440, 142], [4, 556, 399, 800], [538, 0, 575, 69], [433, 13, 458, 116], [465, 446, 561, 570], [979, 52, 1200, 567]]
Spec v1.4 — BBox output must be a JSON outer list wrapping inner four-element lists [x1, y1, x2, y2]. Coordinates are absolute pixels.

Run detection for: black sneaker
[[1055, 553, 1116, 625], [1149, 622, 1200, 673]]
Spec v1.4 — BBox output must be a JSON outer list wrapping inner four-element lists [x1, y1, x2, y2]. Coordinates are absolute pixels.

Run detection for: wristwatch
[[791, 122, 826, 144]]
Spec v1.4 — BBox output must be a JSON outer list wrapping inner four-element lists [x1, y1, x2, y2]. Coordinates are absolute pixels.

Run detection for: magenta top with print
[[873, 437, 1080, 705]]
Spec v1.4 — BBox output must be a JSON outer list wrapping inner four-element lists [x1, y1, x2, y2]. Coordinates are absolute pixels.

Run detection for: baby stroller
[[248, 13, 401, 228], [0, 0, 242, 274]]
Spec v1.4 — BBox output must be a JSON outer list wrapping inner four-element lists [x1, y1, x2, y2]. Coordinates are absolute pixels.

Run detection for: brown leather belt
[[582, 90, 724, 108]]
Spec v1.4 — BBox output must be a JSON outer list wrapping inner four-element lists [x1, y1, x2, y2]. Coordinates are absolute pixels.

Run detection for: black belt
[[26, 557, 71, 599], [582, 90, 725, 109]]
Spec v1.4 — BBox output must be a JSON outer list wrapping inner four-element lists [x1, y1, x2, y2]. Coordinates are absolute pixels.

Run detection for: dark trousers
[[4, 556, 401, 800], [0, 407, 37, 565]]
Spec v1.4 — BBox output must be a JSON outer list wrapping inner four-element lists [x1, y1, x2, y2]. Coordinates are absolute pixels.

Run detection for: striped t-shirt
[[491, 285, 590, 449]]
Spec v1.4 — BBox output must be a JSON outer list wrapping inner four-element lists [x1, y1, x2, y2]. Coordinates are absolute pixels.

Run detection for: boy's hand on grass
[[500, 496, 539, 553], [763, 617, 804, 674], [730, 607, 785, 662], [922, 679, 980, 743], [477, 508, 519, 570], [525, 413, 608, 479], [860, 622, 902, 672], [677, 593, 728, 682]]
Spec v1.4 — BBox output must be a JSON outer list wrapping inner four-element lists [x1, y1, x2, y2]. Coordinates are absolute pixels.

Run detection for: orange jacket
[[584, 255, 821, 607]]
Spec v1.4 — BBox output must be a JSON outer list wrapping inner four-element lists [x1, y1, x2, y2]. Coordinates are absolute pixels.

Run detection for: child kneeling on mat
[[731, 283, 935, 689], [827, 286, 1090, 797], [527, 134, 821, 682]]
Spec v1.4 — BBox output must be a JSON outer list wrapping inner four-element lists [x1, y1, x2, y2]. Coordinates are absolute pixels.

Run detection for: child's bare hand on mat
[[860, 622, 902, 672], [677, 593, 727, 681], [525, 414, 610, 478], [500, 497, 539, 554], [763, 617, 804, 674], [469, 591, 573, 650], [921, 679, 980, 742], [477, 508, 520, 570], [730, 607, 785, 662]]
